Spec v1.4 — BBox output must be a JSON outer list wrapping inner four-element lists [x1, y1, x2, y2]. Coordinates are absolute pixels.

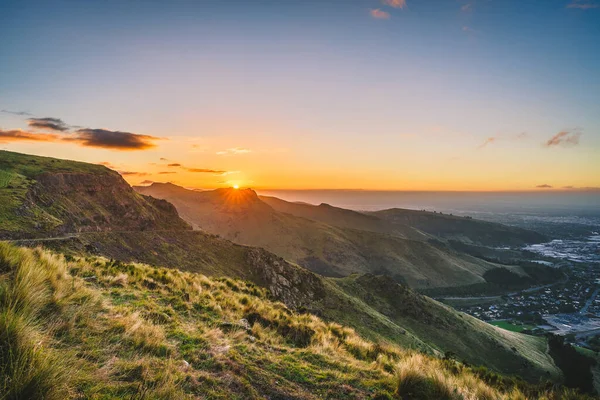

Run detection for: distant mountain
[[261, 195, 547, 247], [136, 183, 537, 289], [259, 194, 428, 240], [369, 208, 547, 247], [0, 151, 190, 239]]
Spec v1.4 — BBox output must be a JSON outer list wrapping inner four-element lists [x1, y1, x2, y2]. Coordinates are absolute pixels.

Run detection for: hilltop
[[0, 150, 190, 239]]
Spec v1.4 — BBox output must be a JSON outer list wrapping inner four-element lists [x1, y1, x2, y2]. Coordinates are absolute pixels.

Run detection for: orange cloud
[[216, 147, 251, 155], [97, 161, 116, 169], [382, 0, 406, 8], [117, 171, 150, 176], [477, 137, 496, 149], [0, 127, 160, 151], [370, 9, 390, 19], [0, 129, 60, 143]]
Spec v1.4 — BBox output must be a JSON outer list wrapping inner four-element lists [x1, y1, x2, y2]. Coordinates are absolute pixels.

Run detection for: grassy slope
[[136, 184, 517, 289], [326, 274, 560, 383], [0, 150, 189, 238], [0, 244, 585, 399], [21, 231, 562, 383]]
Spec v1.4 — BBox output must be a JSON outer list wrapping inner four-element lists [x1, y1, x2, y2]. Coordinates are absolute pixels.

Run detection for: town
[[445, 262, 600, 346]]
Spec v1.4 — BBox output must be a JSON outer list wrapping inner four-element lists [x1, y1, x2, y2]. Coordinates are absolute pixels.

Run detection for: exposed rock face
[[244, 248, 326, 309], [18, 172, 190, 238]]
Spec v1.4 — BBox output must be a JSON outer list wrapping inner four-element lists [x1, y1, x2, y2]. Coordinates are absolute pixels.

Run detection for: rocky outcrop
[[244, 248, 326, 309], [20, 172, 190, 238]]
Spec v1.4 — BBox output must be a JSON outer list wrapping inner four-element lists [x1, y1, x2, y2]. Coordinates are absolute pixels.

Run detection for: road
[[1, 229, 193, 245], [2, 234, 80, 243], [580, 287, 600, 314], [438, 276, 569, 302]]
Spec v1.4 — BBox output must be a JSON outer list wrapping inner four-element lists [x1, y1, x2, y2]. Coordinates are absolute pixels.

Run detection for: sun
[[233, 184, 239, 189]]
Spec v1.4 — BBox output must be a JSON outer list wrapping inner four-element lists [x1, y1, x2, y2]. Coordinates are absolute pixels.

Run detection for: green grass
[[0, 150, 110, 179], [489, 321, 538, 333], [327, 274, 561, 383], [0, 243, 589, 399], [0, 151, 189, 238]]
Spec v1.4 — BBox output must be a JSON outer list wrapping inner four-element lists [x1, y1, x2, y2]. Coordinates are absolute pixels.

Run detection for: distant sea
[[258, 190, 600, 215]]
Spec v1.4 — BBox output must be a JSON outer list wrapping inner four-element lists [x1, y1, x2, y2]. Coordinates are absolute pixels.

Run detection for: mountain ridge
[[136, 182, 542, 289]]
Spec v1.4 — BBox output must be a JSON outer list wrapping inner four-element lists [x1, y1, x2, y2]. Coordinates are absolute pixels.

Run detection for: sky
[[0, 0, 599, 191]]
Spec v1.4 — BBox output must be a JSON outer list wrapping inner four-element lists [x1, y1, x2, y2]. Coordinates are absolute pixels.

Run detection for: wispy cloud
[[117, 170, 150, 177], [566, 0, 599, 9], [545, 128, 582, 147], [461, 2, 473, 12], [516, 132, 528, 139], [477, 132, 528, 149], [140, 180, 154, 185], [186, 168, 227, 174], [163, 162, 236, 176], [461, 25, 477, 36], [370, 9, 390, 19], [216, 147, 252, 156], [561, 186, 600, 191], [536, 184, 553, 188], [97, 161, 116, 169], [477, 137, 496, 149], [27, 117, 70, 132], [1, 109, 33, 116], [158, 171, 176, 174], [382, 0, 406, 9]]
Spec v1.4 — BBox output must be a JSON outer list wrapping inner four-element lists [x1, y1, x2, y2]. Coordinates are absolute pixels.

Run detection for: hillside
[[259, 195, 428, 240], [136, 183, 526, 289], [369, 208, 547, 247], [11, 230, 567, 383], [260, 195, 547, 247], [325, 274, 559, 381], [0, 151, 190, 239], [0, 244, 582, 399]]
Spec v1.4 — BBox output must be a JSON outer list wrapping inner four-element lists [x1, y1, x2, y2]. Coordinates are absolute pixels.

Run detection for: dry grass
[[0, 243, 592, 399]]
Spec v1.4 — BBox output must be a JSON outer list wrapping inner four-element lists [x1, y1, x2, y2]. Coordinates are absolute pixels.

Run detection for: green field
[[490, 320, 537, 333]]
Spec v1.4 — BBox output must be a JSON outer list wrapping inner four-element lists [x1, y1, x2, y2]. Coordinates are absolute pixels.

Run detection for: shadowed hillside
[[369, 208, 547, 247]]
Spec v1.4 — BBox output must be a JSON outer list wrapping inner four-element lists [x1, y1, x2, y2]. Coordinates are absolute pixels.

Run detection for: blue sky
[[0, 0, 598, 190]]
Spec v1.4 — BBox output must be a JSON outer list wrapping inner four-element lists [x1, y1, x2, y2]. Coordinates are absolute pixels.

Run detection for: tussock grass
[[0, 243, 593, 399]]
